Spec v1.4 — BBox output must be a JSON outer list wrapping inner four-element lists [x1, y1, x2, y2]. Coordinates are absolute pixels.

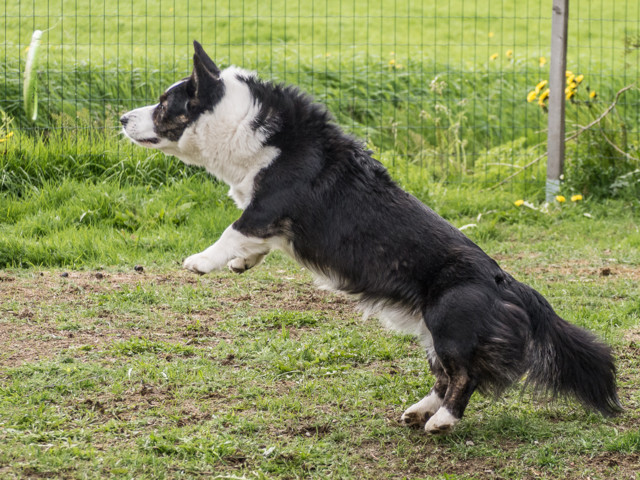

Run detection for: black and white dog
[[121, 41, 621, 433]]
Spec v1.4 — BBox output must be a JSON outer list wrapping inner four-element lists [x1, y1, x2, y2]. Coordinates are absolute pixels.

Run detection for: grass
[[1, 0, 640, 478], [1, 0, 639, 193], [3, 0, 638, 70], [1, 172, 639, 478], [0, 233, 639, 479]]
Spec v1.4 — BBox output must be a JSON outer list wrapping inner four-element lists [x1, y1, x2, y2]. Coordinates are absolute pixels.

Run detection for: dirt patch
[[0, 327, 122, 367], [623, 329, 640, 345], [580, 452, 640, 480], [357, 435, 640, 480], [493, 255, 640, 282], [0, 268, 353, 368]]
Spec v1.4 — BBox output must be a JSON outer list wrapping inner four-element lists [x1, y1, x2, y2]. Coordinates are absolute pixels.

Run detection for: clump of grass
[[0, 176, 238, 268], [0, 123, 210, 196], [243, 310, 326, 329], [111, 337, 198, 357]]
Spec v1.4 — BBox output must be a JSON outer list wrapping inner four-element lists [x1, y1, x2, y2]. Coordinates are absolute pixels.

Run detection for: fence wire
[[1, 0, 638, 195]]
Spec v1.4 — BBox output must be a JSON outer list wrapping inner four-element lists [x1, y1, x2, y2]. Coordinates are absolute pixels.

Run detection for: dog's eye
[[185, 100, 196, 113]]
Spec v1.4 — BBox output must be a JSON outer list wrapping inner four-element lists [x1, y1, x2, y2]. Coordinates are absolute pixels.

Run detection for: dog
[[121, 41, 621, 433]]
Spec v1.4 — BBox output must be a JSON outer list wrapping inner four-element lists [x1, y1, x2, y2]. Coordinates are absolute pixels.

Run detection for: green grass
[[1, 0, 639, 193], [2, 156, 637, 479], [0, 230, 639, 478], [1, 166, 640, 479], [3, 0, 638, 70]]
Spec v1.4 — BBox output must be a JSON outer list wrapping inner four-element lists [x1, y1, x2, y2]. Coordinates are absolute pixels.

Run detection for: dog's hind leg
[[424, 364, 477, 434], [401, 359, 448, 428], [421, 291, 484, 434]]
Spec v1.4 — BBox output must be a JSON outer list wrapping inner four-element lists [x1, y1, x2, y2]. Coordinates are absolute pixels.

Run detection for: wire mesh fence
[[1, 0, 638, 196]]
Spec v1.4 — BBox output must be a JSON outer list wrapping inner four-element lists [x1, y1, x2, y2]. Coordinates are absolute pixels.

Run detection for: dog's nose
[[120, 115, 129, 127]]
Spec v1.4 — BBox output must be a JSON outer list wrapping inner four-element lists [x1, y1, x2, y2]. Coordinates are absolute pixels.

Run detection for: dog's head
[[120, 41, 225, 160]]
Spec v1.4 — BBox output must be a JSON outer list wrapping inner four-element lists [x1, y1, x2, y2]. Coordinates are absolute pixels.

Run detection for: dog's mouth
[[136, 137, 160, 145], [121, 128, 161, 146]]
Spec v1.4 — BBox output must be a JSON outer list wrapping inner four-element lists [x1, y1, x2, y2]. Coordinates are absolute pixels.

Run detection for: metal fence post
[[546, 0, 570, 202]]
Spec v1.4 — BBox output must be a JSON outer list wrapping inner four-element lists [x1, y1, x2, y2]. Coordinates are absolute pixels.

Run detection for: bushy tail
[[521, 285, 622, 416]]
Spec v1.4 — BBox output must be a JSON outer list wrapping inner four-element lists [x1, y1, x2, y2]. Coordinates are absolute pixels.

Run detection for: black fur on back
[[231, 73, 621, 416]]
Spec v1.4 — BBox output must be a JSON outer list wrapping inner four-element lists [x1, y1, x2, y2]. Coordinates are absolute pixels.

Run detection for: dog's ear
[[190, 41, 221, 96], [193, 41, 220, 77]]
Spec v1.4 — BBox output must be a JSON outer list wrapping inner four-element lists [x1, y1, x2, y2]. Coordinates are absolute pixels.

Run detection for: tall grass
[[1, 0, 639, 208], [1, 56, 638, 193], [0, 123, 206, 196]]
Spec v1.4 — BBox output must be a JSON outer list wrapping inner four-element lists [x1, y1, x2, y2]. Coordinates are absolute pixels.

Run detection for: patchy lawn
[[1, 255, 639, 479]]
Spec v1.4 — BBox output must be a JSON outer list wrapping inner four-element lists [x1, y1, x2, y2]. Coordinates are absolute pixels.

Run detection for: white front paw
[[227, 257, 249, 274], [183, 253, 217, 274]]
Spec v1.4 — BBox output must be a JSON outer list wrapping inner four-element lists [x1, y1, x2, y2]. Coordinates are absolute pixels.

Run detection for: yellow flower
[[565, 70, 573, 77], [514, 199, 525, 207], [566, 90, 575, 100], [566, 74, 575, 85], [488, 32, 495, 38], [539, 56, 547, 67], [0, 131, 14, 143], [490, 53, 499, 61], [535, 80, 548, 93], [538, 88, 549, 102], [571, 194, 583, 202], [556, 195, 566, 203], [575, 74, 584, 83], [589, 90, 597, 99], [527, 90, 537, 103], [506, 49, 513, 58], [388, 58, 403, 69]]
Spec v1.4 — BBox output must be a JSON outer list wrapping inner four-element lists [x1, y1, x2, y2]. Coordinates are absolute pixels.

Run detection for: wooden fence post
[[547, 0, 569, 202]]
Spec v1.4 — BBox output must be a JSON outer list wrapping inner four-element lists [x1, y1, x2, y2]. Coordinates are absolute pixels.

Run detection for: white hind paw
[[401, 409, 430, 428], [400, 392, 444, 427], [424, 407, 459, 434]]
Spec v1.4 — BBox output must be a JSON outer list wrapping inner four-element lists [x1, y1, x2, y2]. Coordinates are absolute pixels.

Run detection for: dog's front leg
[[183, 224, 270, 275], [227, 253, 267, 273]]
